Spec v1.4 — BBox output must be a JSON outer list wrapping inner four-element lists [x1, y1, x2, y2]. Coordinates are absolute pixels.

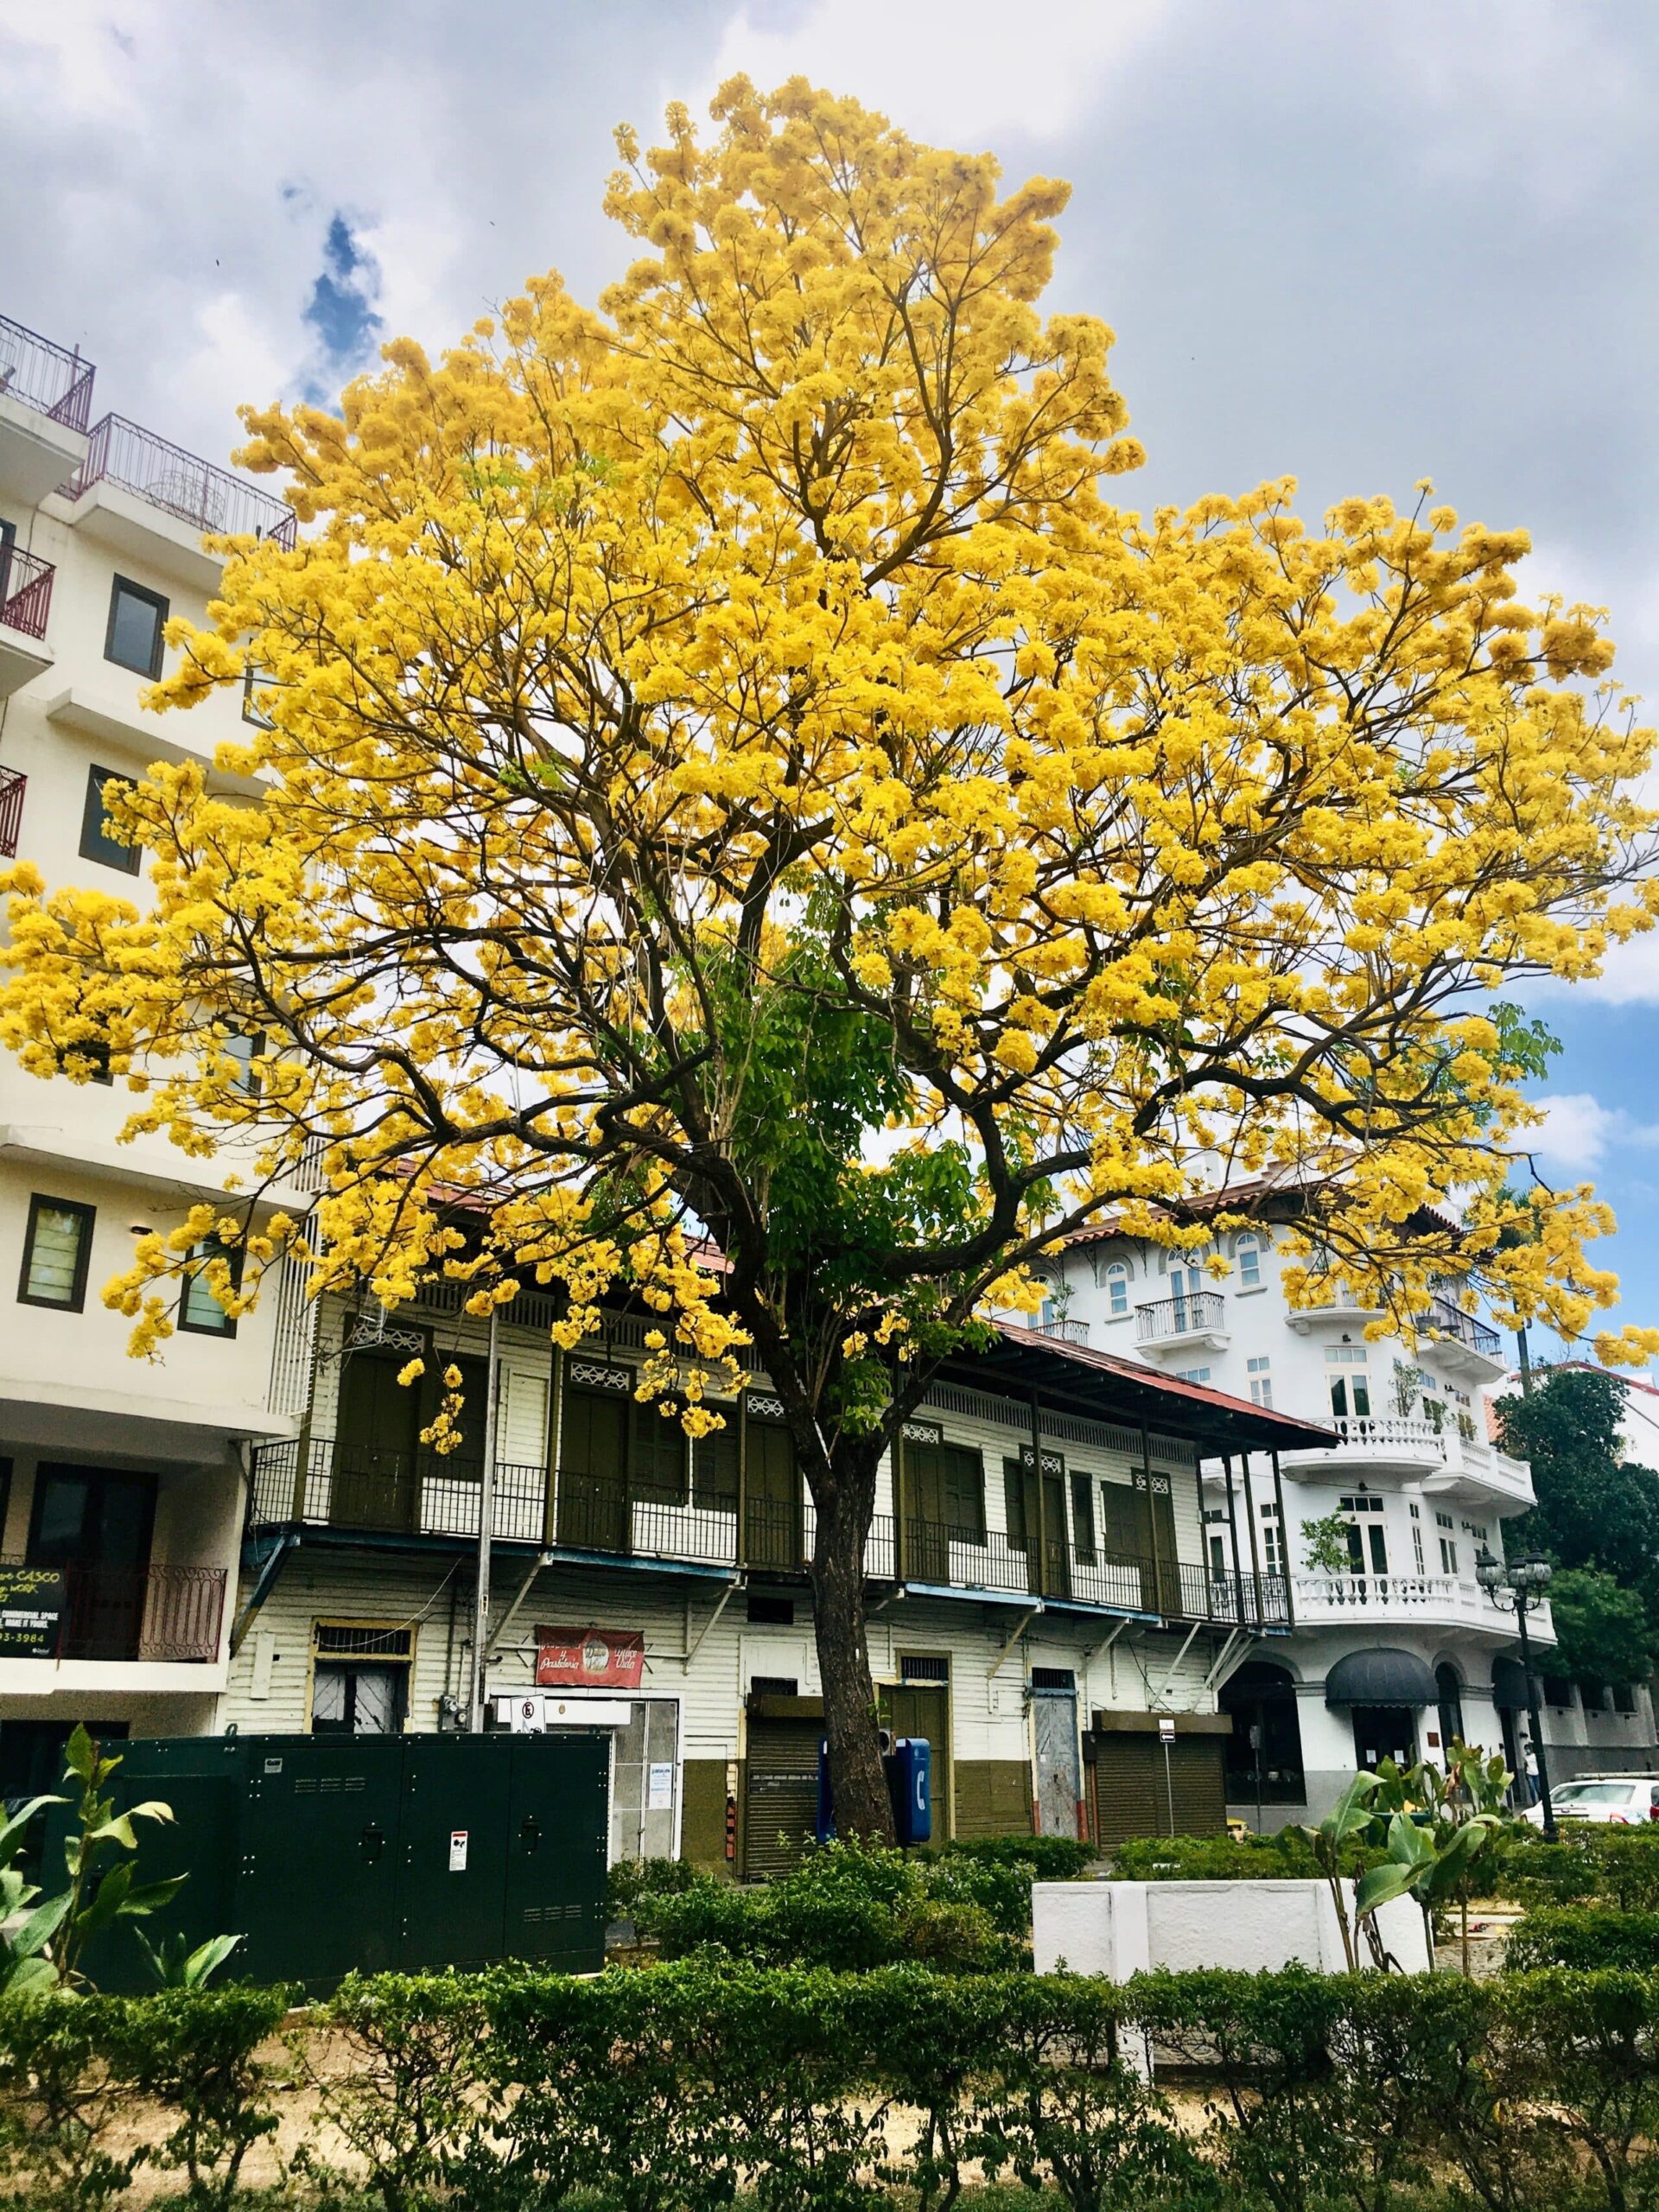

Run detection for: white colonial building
[[0, 308, 299, 1796], [1046, 1187, 1560, 1823]]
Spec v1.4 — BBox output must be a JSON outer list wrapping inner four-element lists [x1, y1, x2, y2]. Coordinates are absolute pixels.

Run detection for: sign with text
[[0, 1567, 66, 1659], [535, 1625, 645, 1689]]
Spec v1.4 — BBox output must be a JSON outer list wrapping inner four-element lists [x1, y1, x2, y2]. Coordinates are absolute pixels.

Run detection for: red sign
[[535, 1625, 645, 1689]]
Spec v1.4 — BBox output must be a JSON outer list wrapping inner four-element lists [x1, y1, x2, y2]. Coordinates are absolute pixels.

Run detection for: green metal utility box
[[58, 1729, 609, 1992]]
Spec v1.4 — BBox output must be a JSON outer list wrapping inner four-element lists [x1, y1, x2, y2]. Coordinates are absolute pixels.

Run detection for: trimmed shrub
[[1505, 1906, 1659, 1974], [116, 1982, 290, 2211], [1109, 1827, 1383, 1884], [940, 1836, 1096, 1881], [0, 1993, 143, 2212], [632, 1839, 1021, 1970], [308, 1970, 494, 2212]]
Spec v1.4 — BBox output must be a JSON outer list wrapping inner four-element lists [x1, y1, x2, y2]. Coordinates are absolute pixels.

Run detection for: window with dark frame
[[104, 575, 168, 679], [177, 1235, 242, 1338], [18, 1196, 96, 1311], [78, 766, 142, 875]]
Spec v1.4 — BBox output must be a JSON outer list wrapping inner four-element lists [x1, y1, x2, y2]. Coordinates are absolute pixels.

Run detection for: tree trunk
[[810, 1450, 894, 1842]]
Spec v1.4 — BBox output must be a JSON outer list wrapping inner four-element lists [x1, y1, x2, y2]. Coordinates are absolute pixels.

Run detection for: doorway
[[745, 1418, 802, 1573], [1030, 1669, 1081, 1838], [1003, 1459, 1071, 1598], [556, 1383, 630, 1552], [1218, 1660, 1306, 1813], [1351, 1704, 1417, 1772], [29, 1465, 156, 1660], [334, 1348, 424, 1532], [880, 1661, 952, 1842]]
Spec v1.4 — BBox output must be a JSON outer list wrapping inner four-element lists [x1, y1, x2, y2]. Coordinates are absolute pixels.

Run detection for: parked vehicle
[[1522, 1775, 1659, 1826]]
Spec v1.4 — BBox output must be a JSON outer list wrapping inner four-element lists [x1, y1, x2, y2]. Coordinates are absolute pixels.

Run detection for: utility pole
[[471, 1309, 500, 1732]]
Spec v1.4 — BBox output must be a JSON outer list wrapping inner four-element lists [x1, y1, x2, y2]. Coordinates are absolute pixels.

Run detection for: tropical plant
[[6, 81, 1656, 1834], [1301, 1771, 1387, 1972], [1300, 1511, 1355, 1577], [134, 1931, 245, 1990]]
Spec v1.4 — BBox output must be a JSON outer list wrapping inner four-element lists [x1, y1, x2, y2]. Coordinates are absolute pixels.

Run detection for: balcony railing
[[0, 1560, 225, 1663], [0, 315, 96, 430], [64, 415, 296, 548], [1035, 1317, 1090, 1345], [1293, 1570, 1550, 1637], [0, 545, 54, 640], [250, 1438, 548, 1544], [0, 766, 23, 859], [1135, 1291, 1226, 1344], [1430, 1300, 1503, 1358], [248, 1438, 902, 1580], [899, 1517, 1287, 1625]]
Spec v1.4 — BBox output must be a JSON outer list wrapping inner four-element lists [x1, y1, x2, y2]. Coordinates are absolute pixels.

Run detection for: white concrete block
[[1032, 1878, 1432, 1978]]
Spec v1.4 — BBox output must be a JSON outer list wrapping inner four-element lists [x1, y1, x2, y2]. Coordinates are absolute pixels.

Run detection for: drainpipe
[[1222, 1455, 1245, 1627], [471, 1309, 500, 1732], [1239, 1452, 1267, 1630], [1270, 1451, 1294, 1627]]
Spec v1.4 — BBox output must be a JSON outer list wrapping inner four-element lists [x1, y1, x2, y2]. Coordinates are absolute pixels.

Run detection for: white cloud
[[1529, 1093, 1659, 1175], [697, 0, 1173, 145]]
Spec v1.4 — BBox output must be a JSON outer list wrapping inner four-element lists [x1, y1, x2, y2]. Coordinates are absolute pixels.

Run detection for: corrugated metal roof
[[965, 1322, 1336, 1452]]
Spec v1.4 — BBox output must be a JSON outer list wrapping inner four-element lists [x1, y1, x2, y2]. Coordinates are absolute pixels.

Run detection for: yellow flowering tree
[[3, 79, 1656, 1834]]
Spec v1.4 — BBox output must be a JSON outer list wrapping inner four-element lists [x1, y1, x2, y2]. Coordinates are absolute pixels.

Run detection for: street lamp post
[[1476, 1545, 1556, 1841]]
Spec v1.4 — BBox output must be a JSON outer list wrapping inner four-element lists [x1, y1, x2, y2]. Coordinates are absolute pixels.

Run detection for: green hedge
[[626, 1837, 1031, 1968], [1505, 1905, 1659, 1974], [7, 1965, 1659, 2209], [1489, 1826, 1659, 1909], [1108, 1827, 1385, 1883]]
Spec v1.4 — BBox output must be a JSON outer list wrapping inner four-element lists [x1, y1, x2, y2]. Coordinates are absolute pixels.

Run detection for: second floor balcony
[[246, 1433, 1275, 1627], [1292, 1568, 1552, 1642], [0, 1559, 226, 1670]]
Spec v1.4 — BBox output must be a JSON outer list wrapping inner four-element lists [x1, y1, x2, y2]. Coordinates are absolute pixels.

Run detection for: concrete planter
[[1033, 1876, 1433, 1979]]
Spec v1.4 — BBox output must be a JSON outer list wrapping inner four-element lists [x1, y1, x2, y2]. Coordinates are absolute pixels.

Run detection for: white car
[[1522, 1775, 1659, 1827]]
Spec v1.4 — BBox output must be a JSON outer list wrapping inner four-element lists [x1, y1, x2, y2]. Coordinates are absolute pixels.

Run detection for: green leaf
[[10, 1890, 72, 1960], [118, 1875, 188, 1918], [62, 1724, 96, 1785], [1356, 1863, 1419, 1916], [73, 1858, 133, 1937], [0, 1796, 62, 1867], [84, 1815, 137, 1852], [127, 1798, 175, 1827], [1, 1953, 60, 1997]]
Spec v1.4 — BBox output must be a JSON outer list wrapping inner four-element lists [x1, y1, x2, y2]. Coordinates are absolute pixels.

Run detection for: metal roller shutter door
[[1089, 1733, 1227, 1843], [743, 1717, 821, 1879]]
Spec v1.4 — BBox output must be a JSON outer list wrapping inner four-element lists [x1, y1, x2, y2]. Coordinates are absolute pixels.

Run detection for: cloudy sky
[[7, 0, 1655, 1359]]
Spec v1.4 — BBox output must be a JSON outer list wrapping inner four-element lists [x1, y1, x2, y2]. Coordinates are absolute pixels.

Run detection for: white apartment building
[[1047, 1188, 1564, 1823], [0, 308, 300, 1798]]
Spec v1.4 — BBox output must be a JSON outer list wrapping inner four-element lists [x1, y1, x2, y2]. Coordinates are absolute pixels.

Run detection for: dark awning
[[1492, 1656, 1531, 1712], [1325, 1648, 1439, 1707]]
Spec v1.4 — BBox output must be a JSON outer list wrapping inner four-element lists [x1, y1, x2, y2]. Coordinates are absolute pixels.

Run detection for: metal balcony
[[1135, 1290, 1228, 1348], [0, 544, 54, 639], [0, 1560, 225, 1664], [0, 765, 23, 858], [0, 315, 95, 429], [63, 414, 296, 549]]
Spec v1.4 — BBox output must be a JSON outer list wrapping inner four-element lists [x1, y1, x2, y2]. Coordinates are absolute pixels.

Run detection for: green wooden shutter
[[630, 1400, 688, 1503], [1002, 1460, 1028, 1550], [692, 1419, 739, 1511]]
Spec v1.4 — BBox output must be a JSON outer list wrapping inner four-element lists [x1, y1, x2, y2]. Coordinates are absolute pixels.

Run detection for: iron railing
[[1035, 1317, 1090, 1345], [0, 1560, 225, 1662], [64, 415, 296, 548], [1135, 1291, 1226, 1343], [0, 315, 95, 430], [0, 766, 22, 859], [0, 545, 54, 640], [1430, 1299, 1503, 1357], [899, 1516, 1287, 1624], [249, 1437, 548, 1545]]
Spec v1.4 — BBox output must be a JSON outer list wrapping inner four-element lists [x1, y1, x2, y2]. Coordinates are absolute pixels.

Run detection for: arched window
[[1105, 1261, 1129, 1318], [1236, 1233, 1262, 1290], [1435, 1662, 1465, 1760], [1218, 1661, 1306, 1810]]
